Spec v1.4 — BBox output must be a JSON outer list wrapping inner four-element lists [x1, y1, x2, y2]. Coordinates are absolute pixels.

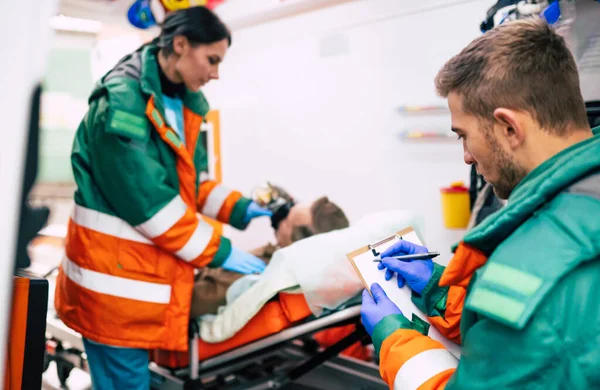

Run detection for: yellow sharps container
[[440, 181, 471, 229]]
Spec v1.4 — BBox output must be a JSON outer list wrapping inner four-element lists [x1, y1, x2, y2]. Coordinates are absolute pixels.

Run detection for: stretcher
[[149, 293, 387, 390], [43, 269, 385, 389]]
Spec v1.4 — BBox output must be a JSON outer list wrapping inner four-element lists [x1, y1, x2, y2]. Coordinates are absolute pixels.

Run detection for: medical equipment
[[252, 182, 296, 230]]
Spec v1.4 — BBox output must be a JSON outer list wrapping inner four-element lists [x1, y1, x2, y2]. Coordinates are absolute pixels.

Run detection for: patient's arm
[[249, 243, 278, 264]]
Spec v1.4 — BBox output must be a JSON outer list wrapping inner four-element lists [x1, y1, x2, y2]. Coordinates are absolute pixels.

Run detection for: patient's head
[[275, 196, 349, 248]]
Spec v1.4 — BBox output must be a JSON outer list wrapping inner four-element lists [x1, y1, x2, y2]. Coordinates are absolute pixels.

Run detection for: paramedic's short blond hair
[[435, 17, 589, 135]]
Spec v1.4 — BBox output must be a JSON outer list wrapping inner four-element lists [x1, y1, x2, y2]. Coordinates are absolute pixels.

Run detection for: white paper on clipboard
[[347, 227, 461, 359]]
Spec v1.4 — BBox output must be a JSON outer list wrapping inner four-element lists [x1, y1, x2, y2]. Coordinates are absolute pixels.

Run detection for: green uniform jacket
[[54, 44, 253, 351], [373, 127, 600, 389]]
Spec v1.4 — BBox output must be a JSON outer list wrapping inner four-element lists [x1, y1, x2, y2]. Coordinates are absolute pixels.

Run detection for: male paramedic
[[361, 17, 600, 389], [54, 7, 271, 390]]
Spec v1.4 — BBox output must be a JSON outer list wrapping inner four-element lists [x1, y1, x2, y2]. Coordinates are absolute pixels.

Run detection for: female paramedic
[[54, 7, 271, 389]]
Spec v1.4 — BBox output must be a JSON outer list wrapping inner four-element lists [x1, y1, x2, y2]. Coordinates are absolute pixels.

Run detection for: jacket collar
[[457, 131, 600, 256], [139, 45, 210, 118]]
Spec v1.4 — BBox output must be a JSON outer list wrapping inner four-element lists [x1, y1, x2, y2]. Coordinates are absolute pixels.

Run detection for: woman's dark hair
[[157, 6, 231, 56]]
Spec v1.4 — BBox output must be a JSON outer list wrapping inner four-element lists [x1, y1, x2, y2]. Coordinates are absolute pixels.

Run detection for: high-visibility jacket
[[55, 44, 252, 352], [373, 127, 600, 389]]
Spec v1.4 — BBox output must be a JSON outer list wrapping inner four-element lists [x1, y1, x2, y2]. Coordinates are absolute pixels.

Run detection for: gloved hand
[[243, 201, 273, 224], [361, 283, 403, 336], [222, 246, 266, 274], [378, 240, 434, 294]]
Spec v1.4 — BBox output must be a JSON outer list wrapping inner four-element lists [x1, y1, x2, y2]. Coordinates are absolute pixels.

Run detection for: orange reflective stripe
[[428, 285, 465, 344], [419, 368, 455, 390], [440, 242, 488, 287], [379, 329, 449, 388]]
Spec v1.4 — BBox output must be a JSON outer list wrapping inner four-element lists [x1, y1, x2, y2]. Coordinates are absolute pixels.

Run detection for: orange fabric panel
[[67, 222, 175, 284], [215, 191, 243, 223], [153, 207, 200, 251], [55, 252, 194, 352], [419, 368, 455, 390], [197, 180, 219, 211], [151, 301, 291, 367], [198, 301, 290, 359], [182, 107, 202, 158], [278, 293, 312, 323], [5, 278, 29, 390], [439, 242, 487, 288], [202, 216, 223, 236], [427, 285, 466, 344], [379, 329, 447, 387], [205, 111, 222, 182], [145, 96, 197, 208], [313, 325, 371, 361], [189, 229, 223, 268]]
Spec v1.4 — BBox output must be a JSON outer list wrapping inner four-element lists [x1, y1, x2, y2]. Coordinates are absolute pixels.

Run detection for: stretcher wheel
[[56, 360, 74, 387]]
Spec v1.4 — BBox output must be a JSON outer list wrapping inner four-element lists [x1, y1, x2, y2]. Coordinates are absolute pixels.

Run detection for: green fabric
[[209, 236, 232, 268], [107, 109, 149, 141], [411, 313, 430, 336], [70, 43, 238, 268], [593, 125, 600, 136], [165, 129, 182, 148], [478, 263, 542, 296], [467, 286, 526, 324], [371, 314, 414, 356], [411, 263, 448, 316], [454, 132, 600, 254], [437, 132, 600, 389], [228, 197, 253, 230]]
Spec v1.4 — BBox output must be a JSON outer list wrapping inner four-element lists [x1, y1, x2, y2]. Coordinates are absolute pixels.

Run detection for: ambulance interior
[[2, 0, 599, 389]]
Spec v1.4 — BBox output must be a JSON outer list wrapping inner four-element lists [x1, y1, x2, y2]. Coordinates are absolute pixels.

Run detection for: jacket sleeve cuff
[[411, 263, 449, 316], [228, 197, 253, 230], [371, 314, 413, 356], [209, 236, 232, 268]]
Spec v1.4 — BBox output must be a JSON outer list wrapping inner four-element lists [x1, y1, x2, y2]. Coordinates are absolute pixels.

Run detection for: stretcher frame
[[149, 305, 387, 390]]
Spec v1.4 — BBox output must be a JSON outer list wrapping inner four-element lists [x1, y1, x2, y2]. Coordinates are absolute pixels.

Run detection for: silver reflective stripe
[[62, 257, 171, 304], [72, 205, 151, 244], [394, 349, 458, 390], [135, 195, 188, 238], [176, 221, 214, 262], [199, 171, 210, 184], [201, 185, 232, 219]]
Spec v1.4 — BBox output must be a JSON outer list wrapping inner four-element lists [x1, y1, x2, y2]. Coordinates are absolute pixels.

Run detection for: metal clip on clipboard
[[368, 234, 401, 257]]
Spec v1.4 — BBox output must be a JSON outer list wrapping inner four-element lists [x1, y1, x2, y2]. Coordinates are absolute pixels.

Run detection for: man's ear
[[172, 36, 189, 56], [493, 108, 525, 150]]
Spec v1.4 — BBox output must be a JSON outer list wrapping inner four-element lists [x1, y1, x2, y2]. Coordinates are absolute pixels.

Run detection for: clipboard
[[347, 226, 415, 297], [346, 226, 462, 358]]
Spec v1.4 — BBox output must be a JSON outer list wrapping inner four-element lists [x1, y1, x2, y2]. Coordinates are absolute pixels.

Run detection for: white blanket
[[199, 210, 423, 343]]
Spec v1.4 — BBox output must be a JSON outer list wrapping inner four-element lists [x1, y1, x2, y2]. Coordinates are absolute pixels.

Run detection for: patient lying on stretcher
[[190, 191, 349, 317]]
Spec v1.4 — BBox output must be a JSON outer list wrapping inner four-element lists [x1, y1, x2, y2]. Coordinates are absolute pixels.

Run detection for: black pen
[[372, 251, 440, 262]]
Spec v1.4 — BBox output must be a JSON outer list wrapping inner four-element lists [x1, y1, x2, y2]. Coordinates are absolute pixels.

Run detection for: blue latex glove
[[222, 246, 266, 274], [361, 283, 403, 336], [243, 201, 273, 224], [378, 240, 434, 295]]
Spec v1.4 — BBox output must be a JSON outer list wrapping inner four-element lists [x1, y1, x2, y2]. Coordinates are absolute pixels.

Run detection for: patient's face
[[275, 203, 312, 248]]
